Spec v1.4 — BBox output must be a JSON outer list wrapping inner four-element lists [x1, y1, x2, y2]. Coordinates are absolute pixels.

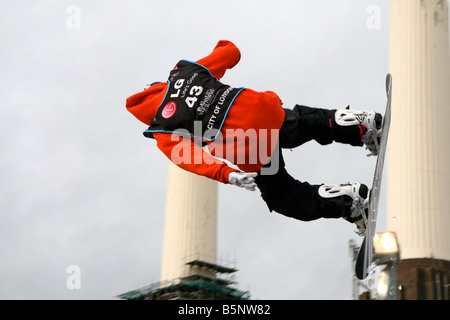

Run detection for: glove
[[228, 171, 258, 191]]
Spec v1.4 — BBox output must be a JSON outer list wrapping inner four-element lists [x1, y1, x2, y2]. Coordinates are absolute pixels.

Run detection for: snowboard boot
[[318, 182, 369, 236], [334, 109, 383, 156]]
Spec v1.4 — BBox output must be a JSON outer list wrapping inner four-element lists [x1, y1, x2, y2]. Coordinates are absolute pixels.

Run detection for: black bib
[[144, 60, 244, 142]]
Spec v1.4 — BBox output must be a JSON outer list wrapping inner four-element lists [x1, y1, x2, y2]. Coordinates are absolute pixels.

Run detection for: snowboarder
[[126, 40, 382, 235]]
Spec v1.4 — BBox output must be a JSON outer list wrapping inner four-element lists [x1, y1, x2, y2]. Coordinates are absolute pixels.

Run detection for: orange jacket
[[126, 40, 285, 183]]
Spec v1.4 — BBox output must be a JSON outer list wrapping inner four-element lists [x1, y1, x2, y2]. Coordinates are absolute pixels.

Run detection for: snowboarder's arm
[[196, 40, 241, 80], [153, 132, 238, 184]]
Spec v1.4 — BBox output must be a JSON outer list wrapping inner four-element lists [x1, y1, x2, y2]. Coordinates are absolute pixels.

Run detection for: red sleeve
[[196, 40, 241, 80], [153, 132, 238, 184]]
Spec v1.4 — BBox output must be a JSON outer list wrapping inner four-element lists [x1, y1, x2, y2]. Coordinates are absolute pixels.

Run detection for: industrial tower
[[119, 162, 249, 300], [388, 0, 450, 299]]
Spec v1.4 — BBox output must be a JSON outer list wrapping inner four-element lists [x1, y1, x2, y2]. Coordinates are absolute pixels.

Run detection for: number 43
[[186, 86, 203, 108]]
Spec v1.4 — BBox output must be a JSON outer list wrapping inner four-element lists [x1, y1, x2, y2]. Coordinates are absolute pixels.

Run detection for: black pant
[[254, 105, 362, 222]]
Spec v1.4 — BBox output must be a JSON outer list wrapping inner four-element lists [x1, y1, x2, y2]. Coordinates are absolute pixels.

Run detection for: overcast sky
[[0, 0, 401, 299]]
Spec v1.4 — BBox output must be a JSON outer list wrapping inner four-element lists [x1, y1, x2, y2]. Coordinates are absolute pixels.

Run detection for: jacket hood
[[126, 82, 167, 125]]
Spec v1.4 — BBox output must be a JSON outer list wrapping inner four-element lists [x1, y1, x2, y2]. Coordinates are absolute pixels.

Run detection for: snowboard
[[355, 74, 392, 280]]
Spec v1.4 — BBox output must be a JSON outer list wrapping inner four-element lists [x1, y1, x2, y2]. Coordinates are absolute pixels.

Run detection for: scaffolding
[[118, 259, 250, 300]]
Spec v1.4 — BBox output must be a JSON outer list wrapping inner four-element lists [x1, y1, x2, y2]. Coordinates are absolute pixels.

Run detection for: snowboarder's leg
[[279, 105, 382, 154], [334, 108, 383, 156], [255, 150, 368, 227], [318, 183, 368, 235]]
